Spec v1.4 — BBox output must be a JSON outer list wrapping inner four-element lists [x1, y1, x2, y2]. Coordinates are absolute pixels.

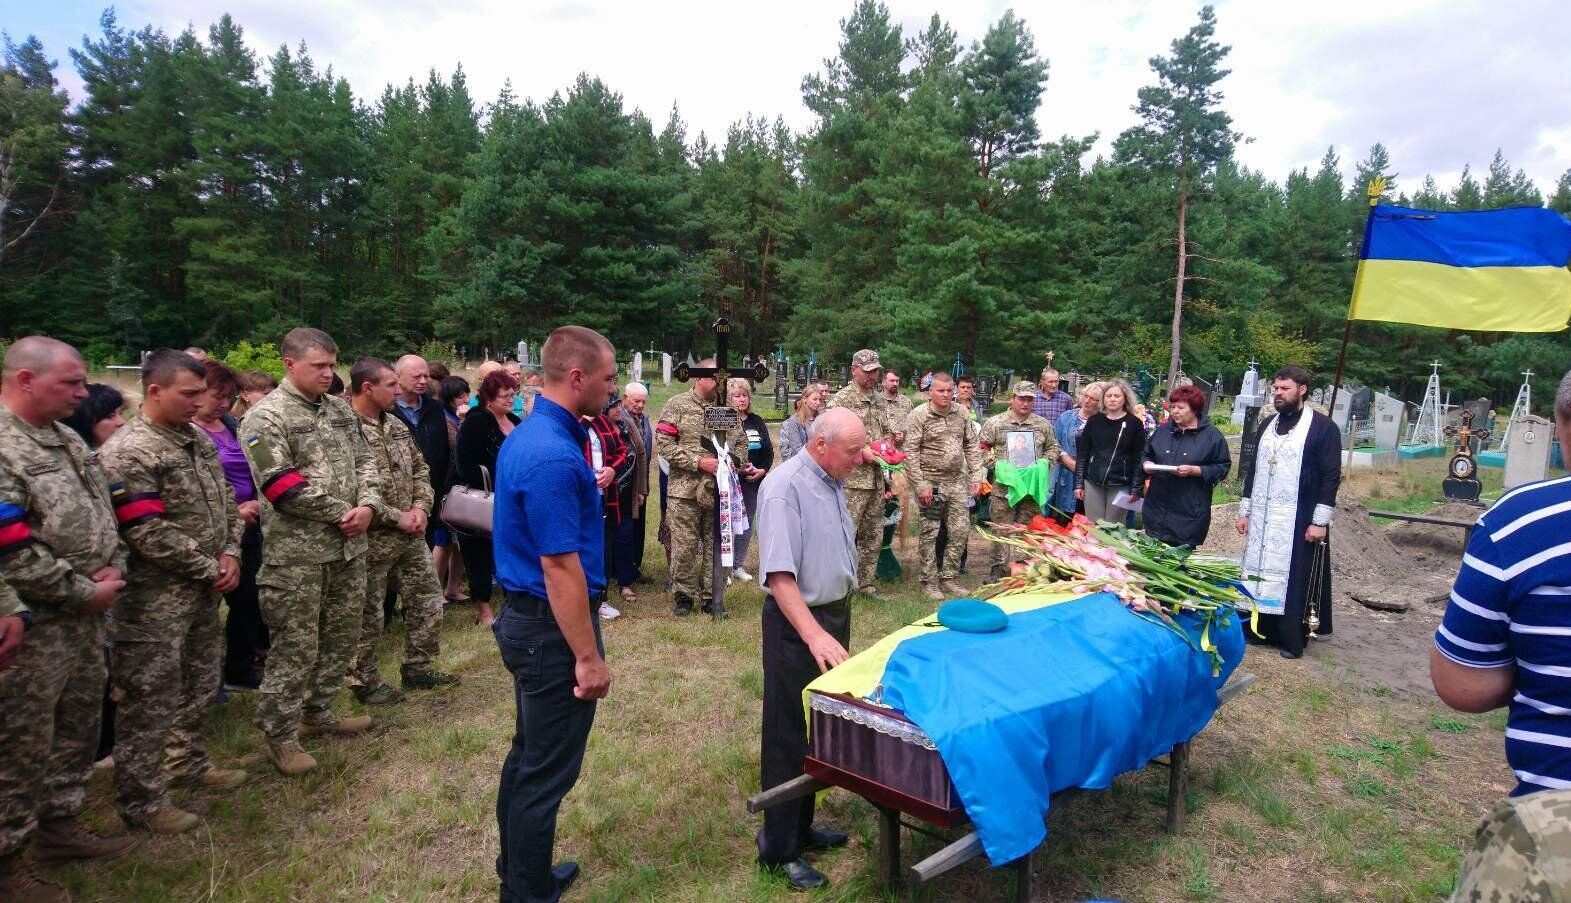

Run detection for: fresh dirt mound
[[1382, 501, 1483, 564], [1204, 499, 1457, 695]]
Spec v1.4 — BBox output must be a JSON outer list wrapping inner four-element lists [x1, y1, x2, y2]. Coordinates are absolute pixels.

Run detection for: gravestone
[[631, 351, 643, 384], [1328, 386, 1351, 432], [661, 353, 672, 386], [1504, 414, 1553, 489], [517, 341, 527, 365], [793, 362, 807, 389], [1311, 387, 1326, 408], [976, 376, 997, 411], [1231, 363, 1262, 426], [839, 363, 851, 386], [1236, 406, 1263, 486], [1373, 392, 1405, 449], [773, 357, 788, 409]]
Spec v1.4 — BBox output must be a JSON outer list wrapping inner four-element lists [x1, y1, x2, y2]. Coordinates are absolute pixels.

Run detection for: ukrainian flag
[[1349, 204, 1571, 333]]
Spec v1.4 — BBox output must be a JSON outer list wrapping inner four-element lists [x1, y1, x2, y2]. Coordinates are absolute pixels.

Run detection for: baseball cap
[[852, 349, 881, 371], [1012, 381, 1038, 397]]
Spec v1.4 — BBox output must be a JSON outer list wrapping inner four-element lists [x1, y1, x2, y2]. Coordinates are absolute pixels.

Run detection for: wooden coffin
[[804, 691, 966, 828]]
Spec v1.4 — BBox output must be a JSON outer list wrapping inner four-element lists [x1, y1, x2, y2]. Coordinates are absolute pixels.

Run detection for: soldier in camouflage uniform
[[241, 328, 383, 777], [347, 358, 458, 704], [655, 359, 747, 615], [99, 350, 249, 834], [0, 577, 22, 670], [827, 349, 890, 595], [0, 337, 136, 903], [1450, 789, 1571, 902], [979, 381, 1063, 579], [880, 370, 913, 445], [903, 372, 982, 599]]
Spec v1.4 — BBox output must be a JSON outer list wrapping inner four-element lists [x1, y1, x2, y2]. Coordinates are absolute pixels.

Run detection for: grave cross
[[671, 317, 770, 621]]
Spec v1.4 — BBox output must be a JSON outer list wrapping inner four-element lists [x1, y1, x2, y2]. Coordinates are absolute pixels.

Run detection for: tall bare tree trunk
[[1168, 187, 1188, 385]]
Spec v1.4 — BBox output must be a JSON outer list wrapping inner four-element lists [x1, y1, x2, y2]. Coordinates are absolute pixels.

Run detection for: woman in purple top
[[194, 360, 270, 690]]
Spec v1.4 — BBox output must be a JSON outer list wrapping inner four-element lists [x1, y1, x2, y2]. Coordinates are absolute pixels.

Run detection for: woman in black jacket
[[1141, 385, 1232, 548], [455, 370, 519, 626], [1075, 378, 1146, 523]]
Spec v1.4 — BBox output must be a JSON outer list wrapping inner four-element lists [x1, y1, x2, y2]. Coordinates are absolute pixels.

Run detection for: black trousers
[[758, 594, 850, 865], [494, 591, 602, 903], [461, 534, 497, 603], [612, 497, 646, 587], [223, 541, 269, 683]]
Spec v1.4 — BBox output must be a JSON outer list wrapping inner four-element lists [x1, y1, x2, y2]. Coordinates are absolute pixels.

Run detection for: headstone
[[1311, 387, 1326, 408], [631, 351, 643, 384], [839, 363, 851, 386], [1231, 363, 1262, 426], [773, 357, 788, 409], [1328, 386, 1351, 432], [1504, 414, 1553, 489], [1373, 392, 1405, 450], [976, 376, 997, 411], [517, 340, 526, 365], [793, 362, 807, 389], [1236, 406, 1263, 486], [661, 352, 672, 386]]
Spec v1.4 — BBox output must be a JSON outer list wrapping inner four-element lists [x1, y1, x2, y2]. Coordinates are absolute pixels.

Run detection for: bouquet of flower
[[976, 515, 1257, 674]]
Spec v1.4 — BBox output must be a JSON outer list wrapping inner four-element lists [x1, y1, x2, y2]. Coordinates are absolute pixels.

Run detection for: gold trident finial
[[1367, 176, 1388, 207]]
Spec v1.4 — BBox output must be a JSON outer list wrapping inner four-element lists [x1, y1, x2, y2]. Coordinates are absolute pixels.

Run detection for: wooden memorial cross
[[673, 317, 770, 620]]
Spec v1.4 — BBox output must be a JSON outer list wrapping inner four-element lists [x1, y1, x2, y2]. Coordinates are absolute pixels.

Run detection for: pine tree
[[0, 34, 71, 271], [1114, 5, 1240, 384]]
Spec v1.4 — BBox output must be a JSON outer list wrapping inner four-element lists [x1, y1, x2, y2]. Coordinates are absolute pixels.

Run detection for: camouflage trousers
[[666, 497, 714, 602], [1452, 788, 1571, 901], [988, 493, 1043, 571], [0, 614, 106, 856], [255, 557, 367, 742], [110, 595, 221, 821], [351, 532, 443, 688], [844, 488, 883, 590], [919, 481, 973, 583]]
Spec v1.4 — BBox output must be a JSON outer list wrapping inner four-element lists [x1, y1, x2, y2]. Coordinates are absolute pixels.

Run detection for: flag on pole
[[1348, 204, 1571, 333]]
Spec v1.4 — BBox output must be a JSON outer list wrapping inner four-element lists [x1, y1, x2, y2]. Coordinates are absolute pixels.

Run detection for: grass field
[[56, 370, 1511, 901]]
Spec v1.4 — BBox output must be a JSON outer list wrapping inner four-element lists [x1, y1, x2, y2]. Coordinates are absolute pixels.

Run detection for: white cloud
[[26, 0, 1571, 194]]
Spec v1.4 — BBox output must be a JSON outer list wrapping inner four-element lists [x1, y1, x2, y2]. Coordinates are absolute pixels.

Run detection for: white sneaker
[[732, 568, 753, 582], [599, 602, 621, 620]]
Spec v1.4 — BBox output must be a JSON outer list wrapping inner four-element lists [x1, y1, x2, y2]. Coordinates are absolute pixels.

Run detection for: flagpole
[[1327, 177, 1387, 430]]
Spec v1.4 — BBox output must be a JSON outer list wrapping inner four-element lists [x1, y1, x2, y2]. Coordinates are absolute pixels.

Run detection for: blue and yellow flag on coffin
[[1348, 204, 1571, 333]]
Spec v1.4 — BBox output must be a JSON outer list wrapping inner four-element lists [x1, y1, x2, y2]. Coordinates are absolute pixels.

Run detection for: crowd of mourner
[[0, 326, 1563, 900]]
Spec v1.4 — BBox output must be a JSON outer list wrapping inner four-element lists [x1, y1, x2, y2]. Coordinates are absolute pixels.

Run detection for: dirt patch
[[1204, 500, 1458, 696]]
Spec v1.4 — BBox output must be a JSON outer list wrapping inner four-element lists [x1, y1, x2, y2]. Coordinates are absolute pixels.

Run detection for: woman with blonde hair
[[1075, 378, 1146, 523], [778, 381, 827, 462]]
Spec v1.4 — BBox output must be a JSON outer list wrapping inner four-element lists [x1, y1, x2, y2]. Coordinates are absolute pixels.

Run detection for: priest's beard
[[1273, 392, 1306, 415]]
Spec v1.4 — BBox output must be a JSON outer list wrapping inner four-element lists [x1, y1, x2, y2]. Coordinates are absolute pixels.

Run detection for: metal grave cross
[[672, 317, 770, 620]]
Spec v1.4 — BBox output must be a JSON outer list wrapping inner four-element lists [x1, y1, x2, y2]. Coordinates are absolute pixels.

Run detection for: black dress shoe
[[552, 861, 580, 894], [1280, 649, 1302, 659], [803, 827, 849, 851], [777, 858, 828, 891]]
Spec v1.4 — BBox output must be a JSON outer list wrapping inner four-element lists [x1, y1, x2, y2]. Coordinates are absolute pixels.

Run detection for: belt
[[502, 590, 553, 619]]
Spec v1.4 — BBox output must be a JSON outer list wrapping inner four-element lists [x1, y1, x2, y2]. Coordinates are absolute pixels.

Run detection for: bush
[[418, 338, 456, 368], [223, 341, 285, 380]]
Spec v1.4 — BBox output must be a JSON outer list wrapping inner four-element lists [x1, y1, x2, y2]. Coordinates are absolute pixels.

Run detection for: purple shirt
[[200, 422, 258, 504], [1032, 389, 1073, 423]]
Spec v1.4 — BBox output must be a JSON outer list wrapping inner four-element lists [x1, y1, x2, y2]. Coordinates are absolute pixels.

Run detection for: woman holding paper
[[1141, 384, 1232, 548], [1074, 379, 1146, 523]]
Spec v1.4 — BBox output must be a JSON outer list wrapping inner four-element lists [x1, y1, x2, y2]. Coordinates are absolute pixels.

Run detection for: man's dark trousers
[[494, 592, 602, 902], [757, 594, 850, 865]]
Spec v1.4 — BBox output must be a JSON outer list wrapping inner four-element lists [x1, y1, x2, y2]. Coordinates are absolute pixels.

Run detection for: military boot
[[31, 818, 137, 862], [0, 851, 69, 903], [352, 683, 405, 705], [672, 593, 694, 616], [298, 715, 374, 739], [401, 671, 460, 691], [940, 579, 967, 598], [264, 740, 317, 777], [195, 768, 249, 790], [920, 582, 944, 601], [137, 806, 199, 835]]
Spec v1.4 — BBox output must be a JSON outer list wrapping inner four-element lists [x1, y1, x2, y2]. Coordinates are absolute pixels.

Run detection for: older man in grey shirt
[[753, 407, 865, 891]]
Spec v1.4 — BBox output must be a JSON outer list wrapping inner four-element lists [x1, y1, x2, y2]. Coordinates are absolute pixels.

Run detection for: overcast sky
[[16, 0, 1571, 196]]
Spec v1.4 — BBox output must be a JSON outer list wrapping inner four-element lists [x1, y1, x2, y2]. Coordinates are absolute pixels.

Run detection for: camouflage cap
[[1012, 380, 1038, 397], [853, 349, 882, 371]]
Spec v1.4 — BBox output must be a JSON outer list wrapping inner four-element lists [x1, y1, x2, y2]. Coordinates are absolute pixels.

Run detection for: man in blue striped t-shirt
[[1433, 368, 1571, 796]]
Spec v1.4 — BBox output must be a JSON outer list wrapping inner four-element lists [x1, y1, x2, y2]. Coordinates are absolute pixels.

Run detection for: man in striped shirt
[[1433, 368, 1571, 796]]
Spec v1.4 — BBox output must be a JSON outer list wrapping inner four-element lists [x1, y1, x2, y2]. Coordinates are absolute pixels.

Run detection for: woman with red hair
[[1140, 384, 1232, 548]]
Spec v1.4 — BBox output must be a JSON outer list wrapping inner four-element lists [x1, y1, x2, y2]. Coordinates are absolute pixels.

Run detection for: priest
[[1234, 365, 1343, 658]]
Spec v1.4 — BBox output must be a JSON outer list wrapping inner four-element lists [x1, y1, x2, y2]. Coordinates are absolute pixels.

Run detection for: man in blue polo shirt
[[491, 325, 618, 903], [1433, 368, 1571, 798]]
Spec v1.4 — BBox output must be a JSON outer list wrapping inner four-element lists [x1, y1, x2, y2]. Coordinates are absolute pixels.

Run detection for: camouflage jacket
[[979, 411, 1062, 471], [241, 379, 382, 565], [828, 382, 891, 491], [883, 393, 914, 437], [99, 417, 243, 599], [0, 577, 19, 619], [903, 402, 983, 491], [359, 410, 434, 557], [0, 403, 126, 620], [654, 389, 745, 503]]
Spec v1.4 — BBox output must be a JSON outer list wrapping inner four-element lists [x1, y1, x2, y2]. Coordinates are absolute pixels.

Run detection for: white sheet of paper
[[1143, 462, 1180, 474], [1112, 489, 1143, 512]]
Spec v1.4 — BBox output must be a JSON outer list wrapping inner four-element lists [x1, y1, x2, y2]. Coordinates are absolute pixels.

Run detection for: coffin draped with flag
[[1349, 204, 1571, 333], [804, 591, 1245, 865]]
